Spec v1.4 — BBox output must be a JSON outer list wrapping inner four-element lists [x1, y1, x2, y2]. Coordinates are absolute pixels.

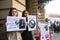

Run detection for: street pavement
[[51, 32, 60, 40]]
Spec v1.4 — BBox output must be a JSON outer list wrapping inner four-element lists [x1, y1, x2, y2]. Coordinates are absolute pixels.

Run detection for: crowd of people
[[45, 18, 60, 33], [51, 21, 60, 33], [4, 7, 60, 40]]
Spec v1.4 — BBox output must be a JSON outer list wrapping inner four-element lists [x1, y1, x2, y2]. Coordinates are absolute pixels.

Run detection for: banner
[[28, 15, 36, 31], [38, 23, 52, 40], [7, 16, 26, 32]]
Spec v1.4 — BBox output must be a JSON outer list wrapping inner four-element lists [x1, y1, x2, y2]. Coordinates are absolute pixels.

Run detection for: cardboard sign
[[28, 15, 36, 31], [7, 16, 26, 32]]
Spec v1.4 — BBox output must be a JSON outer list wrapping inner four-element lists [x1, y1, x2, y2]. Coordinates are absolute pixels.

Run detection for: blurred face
[[24, 11, 29, 17], [12, 9, 18, 16]]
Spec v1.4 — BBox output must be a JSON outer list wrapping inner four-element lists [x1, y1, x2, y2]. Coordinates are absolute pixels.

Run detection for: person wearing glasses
[[4, 8, 22, 40]]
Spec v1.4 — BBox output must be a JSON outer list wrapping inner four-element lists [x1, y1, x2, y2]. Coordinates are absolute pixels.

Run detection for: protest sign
[[28, 15, 36, 31], [7, 16, 26, 32], [38, 23, 52, 40]]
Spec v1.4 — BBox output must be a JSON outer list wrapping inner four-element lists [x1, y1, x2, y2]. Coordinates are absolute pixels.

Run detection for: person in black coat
[[21, 10, 33, 40]]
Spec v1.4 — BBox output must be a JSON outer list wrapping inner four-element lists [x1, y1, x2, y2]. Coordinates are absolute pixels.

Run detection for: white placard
[[28, 15, 36, 31], [7, 16, 26, 32], [38, 23, 50, 40]]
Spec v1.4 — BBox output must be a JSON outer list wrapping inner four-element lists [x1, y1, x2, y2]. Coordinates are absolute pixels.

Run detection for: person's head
[[45, 18, 49, 22], [9, 8, 18, 16], [22, 10, 29, 17]]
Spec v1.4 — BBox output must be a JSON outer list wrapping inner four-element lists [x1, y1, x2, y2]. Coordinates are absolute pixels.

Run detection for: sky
[[45, 0, 60, 18]]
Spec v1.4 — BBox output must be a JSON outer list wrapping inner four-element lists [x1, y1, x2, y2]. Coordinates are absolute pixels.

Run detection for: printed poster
[[38, 23, 51, 40], [28, 15, 36, 31], [7, 16, 26, 32]]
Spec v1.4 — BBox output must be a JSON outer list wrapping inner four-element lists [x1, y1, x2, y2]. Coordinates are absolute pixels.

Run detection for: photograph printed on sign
[[7, 16, 26, 32], [19, 19, 26, 29], [28, 15, 36, 31]]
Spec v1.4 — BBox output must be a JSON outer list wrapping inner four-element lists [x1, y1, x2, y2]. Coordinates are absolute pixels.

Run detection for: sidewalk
[[51, 32, 60, 40]]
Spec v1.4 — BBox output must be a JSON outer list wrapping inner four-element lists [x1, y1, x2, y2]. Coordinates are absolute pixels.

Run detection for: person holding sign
[[4, 8, 22, 40], [21, 10, 33, 40]]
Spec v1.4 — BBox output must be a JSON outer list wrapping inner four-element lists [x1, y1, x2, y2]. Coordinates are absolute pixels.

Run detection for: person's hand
[[20, 31, 24, 33], [4, 22, 8, 27], [26, 22, 28, 27]]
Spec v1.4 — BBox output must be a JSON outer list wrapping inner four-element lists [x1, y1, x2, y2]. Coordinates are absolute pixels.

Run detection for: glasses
[[12, 11, 17, 13]]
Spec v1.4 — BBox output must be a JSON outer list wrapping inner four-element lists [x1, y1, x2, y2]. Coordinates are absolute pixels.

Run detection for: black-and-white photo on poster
[[28, 15, 36, 31], [7, 16, 26, 32], [19, 19, 26, 29]]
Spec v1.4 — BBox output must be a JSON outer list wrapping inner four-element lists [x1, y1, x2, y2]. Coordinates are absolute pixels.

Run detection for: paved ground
[[51, 32, 60, 40]]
